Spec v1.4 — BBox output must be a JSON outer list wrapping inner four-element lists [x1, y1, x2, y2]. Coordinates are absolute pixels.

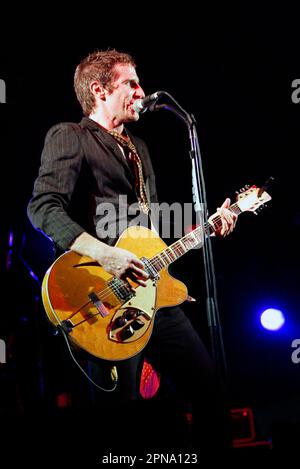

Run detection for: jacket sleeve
[[27, 123, 86, 251]]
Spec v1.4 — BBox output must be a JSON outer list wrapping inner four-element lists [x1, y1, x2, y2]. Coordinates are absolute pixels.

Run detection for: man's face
[[105, 64, 145, 123]]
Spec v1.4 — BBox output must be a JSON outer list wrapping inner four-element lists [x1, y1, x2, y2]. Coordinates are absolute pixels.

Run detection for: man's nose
[[134, 84, 145, 99]]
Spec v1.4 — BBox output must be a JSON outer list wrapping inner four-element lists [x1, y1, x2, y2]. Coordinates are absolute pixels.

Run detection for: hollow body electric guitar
[[42, 185, 271, 361]]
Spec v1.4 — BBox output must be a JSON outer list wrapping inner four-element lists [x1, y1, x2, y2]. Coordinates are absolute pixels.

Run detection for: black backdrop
[[1, 3, 300, 458]]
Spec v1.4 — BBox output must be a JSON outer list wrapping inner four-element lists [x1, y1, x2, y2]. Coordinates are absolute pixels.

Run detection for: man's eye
[[125, 81, 138, 88]]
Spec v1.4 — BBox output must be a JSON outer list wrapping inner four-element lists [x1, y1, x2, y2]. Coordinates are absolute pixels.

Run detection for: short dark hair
[[74, 49, 136, 115]]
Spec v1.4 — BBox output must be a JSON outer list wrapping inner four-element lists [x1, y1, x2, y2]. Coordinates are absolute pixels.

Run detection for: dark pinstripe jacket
[[27, 117, 158, 252]]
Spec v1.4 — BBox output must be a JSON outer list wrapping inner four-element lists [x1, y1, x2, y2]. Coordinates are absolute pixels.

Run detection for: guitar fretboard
[[149, 203, 241, 272]]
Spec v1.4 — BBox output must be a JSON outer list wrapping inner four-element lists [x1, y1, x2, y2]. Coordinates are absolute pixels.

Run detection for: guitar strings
[[89, 210, 235, 303]]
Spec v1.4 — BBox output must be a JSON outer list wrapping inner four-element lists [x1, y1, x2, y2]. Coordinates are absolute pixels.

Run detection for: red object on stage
[[231, 407, 256, 443], [139, 359, 160, 399], [231, 407, 272, 449], [56, 392, 72, 408]]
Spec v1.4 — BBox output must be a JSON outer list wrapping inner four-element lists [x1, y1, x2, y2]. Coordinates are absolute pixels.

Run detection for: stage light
[[260, 308, 285, 331]]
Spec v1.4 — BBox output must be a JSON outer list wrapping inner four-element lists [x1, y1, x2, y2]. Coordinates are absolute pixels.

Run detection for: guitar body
[[42, 226, 188, 361]]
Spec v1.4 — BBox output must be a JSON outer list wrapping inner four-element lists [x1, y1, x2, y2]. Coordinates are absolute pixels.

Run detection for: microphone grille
[[133, 99, 143, 113]]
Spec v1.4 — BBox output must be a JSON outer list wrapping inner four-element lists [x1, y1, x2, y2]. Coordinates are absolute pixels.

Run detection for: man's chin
[[125, 112, 140, 123]]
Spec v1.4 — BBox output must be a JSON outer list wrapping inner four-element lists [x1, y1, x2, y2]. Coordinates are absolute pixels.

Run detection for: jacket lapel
[[80, 117, 132, 173]]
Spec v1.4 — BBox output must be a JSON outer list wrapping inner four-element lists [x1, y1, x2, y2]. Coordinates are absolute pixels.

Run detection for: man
[[27, 49, 237, 451]]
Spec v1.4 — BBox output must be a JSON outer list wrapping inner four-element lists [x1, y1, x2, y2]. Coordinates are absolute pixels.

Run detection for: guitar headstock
[[235, 185, 272, 214]]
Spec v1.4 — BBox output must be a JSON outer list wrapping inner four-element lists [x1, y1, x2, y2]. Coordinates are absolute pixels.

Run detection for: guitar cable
[[59, 326, 118, 392]]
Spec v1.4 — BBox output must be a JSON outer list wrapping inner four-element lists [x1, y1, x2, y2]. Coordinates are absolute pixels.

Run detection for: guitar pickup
[[88, 292, 109, 317]]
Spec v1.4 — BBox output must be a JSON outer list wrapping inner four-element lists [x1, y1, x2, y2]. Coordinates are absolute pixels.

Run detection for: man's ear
[[90, 81, 106, 100]]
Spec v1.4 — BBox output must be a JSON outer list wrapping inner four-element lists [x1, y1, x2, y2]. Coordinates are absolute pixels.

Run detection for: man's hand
[[96, 245, 149, 286], [209, 198, 238, 237], [70, 232, 149, 286]]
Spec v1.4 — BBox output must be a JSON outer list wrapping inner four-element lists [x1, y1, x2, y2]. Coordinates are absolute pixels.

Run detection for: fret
[[176, 240, 186, 256], [157, 252, 168, 267], [153, 257, 164, 270], [170, 244, 183, 260], [162, 250, 172, 265], [182, 237, 190, 251], [182, 234, 197, 250], [190, 230, 197, 240], [190, 230, 200, 245], [230, 203, 242, 215], [165, 248, 177, 263], [172, 246, 180, 259]]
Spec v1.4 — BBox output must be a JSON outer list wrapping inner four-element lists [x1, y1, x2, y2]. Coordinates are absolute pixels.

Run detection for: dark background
[[1, 3, 300, 459]]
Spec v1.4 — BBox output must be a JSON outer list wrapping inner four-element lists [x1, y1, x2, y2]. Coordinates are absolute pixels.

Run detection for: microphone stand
[[151, 100, 228, 381]]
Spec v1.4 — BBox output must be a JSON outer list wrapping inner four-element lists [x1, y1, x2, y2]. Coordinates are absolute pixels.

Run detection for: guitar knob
[[120, 325, 134, 340], [131, 319, 144, 330], [113, 316, 127, 329], [124, 308, 140, 320]]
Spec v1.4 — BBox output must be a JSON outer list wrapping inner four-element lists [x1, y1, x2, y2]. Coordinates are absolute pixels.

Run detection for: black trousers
[[87, 306, 231, 451]]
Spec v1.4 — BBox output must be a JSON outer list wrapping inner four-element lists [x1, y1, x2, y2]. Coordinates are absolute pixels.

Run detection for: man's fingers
[[130, 262, 149, 280], [220, 197, 231, 209], [214, 198, 238, 237], [130, 257, 149, 278], [125, 271, 148, 287], [131, 257, 146, 270], [221, 219, 228, 236]]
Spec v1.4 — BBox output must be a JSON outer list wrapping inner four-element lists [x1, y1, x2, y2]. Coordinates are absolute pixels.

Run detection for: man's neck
[[89, 111, 123, 134]]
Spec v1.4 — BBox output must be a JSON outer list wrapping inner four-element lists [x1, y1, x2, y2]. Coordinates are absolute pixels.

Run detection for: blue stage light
[[260, 308, 285, 331]]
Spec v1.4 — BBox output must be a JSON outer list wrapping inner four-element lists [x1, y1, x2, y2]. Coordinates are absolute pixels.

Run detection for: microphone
[[133, 91, 163, 114]]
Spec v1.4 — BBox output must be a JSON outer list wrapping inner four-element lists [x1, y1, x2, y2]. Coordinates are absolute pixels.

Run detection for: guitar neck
[[149, 203, 242, 271]]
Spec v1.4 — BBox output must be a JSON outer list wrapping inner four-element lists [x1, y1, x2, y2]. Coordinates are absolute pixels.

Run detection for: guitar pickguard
[[109, 279, 157, 343]]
